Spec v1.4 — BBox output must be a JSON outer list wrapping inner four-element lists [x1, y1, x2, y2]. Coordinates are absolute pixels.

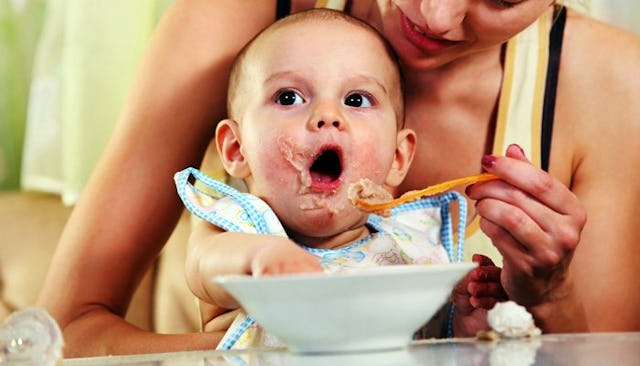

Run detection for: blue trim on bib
[[175, 167, 467, 347]]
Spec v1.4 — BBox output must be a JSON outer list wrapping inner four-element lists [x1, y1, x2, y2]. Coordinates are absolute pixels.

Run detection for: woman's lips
[[400, 14, 461, 52]]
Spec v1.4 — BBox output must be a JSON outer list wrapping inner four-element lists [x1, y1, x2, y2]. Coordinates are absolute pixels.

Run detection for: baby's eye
[[276, 90, 304, 105], [344, 93, 372, 108]]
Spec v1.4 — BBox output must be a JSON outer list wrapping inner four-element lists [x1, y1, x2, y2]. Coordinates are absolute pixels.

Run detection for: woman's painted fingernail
[[509, 143, 526, 156], [481, 155, 497, 169]]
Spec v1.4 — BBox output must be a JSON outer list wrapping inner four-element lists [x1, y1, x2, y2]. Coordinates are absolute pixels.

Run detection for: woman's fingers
[[504, 143, 527, 161], [457, 145, 589, 331], [466, 144, 586, 260], [475, 197, 571, 266], [477, 148, 585, 221], [468, 164, 581, 238]]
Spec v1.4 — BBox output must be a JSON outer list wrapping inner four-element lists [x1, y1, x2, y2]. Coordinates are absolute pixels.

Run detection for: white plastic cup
[[0, 307, 63, 365]]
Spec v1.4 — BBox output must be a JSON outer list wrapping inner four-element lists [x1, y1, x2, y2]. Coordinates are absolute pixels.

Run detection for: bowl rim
[[213, 262, 477, 285]]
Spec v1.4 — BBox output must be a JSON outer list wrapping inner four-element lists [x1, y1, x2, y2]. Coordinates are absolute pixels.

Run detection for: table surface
[[63, 332, 640, 366]]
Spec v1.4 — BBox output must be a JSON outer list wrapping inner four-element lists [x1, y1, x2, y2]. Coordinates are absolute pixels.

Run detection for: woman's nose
[[420, 0, 466, 35]]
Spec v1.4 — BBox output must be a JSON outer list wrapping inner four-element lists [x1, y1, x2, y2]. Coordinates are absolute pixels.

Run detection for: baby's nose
[[316, 120, 341, 129], [309, 101, 345, 131]]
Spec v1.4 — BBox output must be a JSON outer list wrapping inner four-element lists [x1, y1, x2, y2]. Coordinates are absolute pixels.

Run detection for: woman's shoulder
[[559, 9, 640, 110], [563, 9, 640, 79], [553, 9, 640, 178]]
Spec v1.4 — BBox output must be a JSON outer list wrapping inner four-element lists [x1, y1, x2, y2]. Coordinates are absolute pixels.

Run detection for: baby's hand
[[250, 236, 323, 276], [451, 254, 507, 336]]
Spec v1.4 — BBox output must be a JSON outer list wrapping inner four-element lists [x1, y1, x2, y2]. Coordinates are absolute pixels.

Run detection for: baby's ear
[[384, 128, 416, 188], [216, 119, 250, 178]]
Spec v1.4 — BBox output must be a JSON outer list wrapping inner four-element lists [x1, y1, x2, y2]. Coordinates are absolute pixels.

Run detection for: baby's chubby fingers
[[251, 238, 323, 276], [470, 254, 503, 286], [467, 254, 507, 307], [452, 273, 474, 315], [468, 254, 501, 282], [469, 296, 501, 310], [468, 282, 507, 306]]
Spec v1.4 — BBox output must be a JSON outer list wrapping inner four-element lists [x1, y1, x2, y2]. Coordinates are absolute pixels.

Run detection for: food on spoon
[[348, 178, 393, 217], [352, 173, 498, 215]]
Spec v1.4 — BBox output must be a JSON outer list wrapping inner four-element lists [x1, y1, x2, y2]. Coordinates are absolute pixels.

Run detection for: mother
[[37, 0, 640, 356]]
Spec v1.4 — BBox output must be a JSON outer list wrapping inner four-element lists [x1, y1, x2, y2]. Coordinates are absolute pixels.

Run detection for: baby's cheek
[[252, 145, 290, 176], [351, 137, 394, 180], [248, 138, 306, 191], [355, 156, 386, 178]]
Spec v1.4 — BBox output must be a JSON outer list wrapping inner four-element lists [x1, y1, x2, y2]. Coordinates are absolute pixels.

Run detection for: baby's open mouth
[[309, 147, 342, 187]]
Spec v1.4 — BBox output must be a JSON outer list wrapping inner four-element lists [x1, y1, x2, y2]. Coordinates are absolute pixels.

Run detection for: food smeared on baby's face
[[348, 178, 392, 217], [278, 136, 313, 193]]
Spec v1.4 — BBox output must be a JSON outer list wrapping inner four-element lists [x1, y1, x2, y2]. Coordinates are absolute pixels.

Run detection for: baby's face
[[235, 18, 404, 240]]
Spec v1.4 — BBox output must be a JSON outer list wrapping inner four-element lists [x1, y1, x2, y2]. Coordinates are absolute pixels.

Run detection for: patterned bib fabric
[[174, 167, 466, 349]]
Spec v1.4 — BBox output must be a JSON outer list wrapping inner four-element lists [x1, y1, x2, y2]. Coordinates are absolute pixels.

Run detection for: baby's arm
[[185, 220, 323, 311], [451, 254, 507, 337]]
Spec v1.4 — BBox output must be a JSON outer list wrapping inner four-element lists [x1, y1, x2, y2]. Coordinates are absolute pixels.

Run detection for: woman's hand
[[452, 254, 507, 336], [465, 144, 588, 330]]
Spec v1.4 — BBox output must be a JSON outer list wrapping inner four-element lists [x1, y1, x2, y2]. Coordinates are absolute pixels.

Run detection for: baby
[[175, 8, 504, 349]]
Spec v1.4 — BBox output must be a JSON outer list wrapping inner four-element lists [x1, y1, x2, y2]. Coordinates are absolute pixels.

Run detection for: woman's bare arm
[[557, 13, 640, 331], [467, 12, 640, 332], [37, 0, 280, 356]]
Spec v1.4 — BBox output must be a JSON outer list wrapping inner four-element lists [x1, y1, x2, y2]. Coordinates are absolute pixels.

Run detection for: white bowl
[[214, 262, 476, 354]]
